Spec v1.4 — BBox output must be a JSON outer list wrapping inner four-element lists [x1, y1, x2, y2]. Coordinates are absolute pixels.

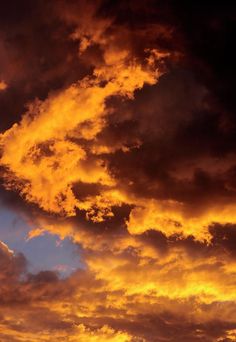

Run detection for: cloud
[[0, 0, 170, 223], [2, 226, 236, 342], [0, 80, 7, 91], [0, 57, 158, 216], [0, 1, 236, 341]]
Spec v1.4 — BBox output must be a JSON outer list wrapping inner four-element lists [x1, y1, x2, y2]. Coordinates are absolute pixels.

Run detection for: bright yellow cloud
[[0, 53, 158, 218], [127, 198, 236, 241]]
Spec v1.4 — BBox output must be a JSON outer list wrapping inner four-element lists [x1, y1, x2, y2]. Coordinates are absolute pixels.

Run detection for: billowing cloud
[[0, 15, 162, 220], [2, 225, 236, 342], [0, 1, 236, 341]]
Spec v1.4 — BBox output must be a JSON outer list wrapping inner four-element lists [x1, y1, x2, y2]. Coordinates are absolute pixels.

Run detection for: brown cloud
[[2, 224, 236, 342], [0, 1, 236, 341], [0, 0, 170, 223]]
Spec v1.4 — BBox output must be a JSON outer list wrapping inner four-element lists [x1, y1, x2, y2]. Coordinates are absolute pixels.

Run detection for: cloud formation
[[0, 4, 162, 220], [0, 0, 236, 341]]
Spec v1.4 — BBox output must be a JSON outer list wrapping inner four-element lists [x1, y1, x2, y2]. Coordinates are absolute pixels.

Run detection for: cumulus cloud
[[0, 1, 236, 341], [0, 5, 164, 220], [2, 225, 236, 342]]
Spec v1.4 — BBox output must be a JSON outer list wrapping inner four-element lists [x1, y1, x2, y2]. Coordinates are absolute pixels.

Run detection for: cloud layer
[[0, 1, 236, 341]]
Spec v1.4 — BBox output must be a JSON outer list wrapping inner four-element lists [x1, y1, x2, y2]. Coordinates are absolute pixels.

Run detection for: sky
[[0, 1, 236, 341], [0, 206, 82, 276]]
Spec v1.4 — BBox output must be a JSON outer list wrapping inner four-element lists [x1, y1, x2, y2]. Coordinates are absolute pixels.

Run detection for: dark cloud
[[2, 238, 236, 342], [209, 223, 236, 258], [0, 0, 92, 132], [0, 1, 236, 341], [0, 241, 27, 282]]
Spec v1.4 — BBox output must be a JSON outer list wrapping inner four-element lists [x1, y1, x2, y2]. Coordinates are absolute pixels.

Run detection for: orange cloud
[[1, 229, 236, 341], [1, 2, 236, 341], [126, 198, 236, 241], [0, 80, 7, 91], [0, 58, 158, 218]]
